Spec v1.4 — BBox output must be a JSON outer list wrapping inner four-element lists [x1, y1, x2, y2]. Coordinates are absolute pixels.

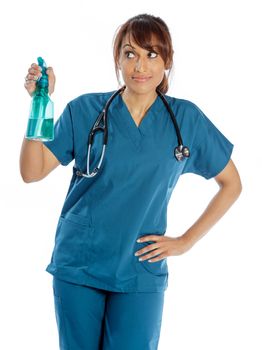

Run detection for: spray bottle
[[25, 57, 54, 141]]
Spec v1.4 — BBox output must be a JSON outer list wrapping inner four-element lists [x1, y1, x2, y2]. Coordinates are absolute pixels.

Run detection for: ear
[[165, 61, 171, 70], [165, 56, 173, 70]]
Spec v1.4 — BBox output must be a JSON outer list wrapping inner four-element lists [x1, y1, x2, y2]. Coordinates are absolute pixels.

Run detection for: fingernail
[[137, 239, 141, 242]]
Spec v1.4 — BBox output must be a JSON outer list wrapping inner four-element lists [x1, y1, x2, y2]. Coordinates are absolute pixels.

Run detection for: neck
[[120, 87, 158, 117]]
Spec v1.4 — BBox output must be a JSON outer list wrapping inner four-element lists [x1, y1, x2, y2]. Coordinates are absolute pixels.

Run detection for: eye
[[124, 51, 135, 58], [148, 51, 158, 58]]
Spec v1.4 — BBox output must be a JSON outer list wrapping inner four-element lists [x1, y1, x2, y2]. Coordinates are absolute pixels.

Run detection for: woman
[[20, 13, 242, 350]]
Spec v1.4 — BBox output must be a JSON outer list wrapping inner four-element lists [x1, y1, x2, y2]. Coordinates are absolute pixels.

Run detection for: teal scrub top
[[43, 90, 234, 292]]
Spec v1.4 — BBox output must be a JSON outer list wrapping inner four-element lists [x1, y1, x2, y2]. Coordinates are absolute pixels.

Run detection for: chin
[[125, 81, 158, 94]]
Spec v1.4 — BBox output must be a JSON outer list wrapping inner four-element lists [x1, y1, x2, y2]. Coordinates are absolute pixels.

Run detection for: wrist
[[180, 231, 197, 250], [171, 234, 195, 255]]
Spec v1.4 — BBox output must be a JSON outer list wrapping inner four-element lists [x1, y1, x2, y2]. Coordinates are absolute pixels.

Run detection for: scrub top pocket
[[134, 240, 168, 276], [52, 214, 95, 268]]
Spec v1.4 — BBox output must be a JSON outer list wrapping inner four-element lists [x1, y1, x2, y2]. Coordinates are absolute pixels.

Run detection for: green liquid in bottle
[[26, 118, 54, 141]]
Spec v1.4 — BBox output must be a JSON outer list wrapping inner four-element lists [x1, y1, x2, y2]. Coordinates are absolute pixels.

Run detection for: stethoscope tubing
[[76, 85, 190, 178]]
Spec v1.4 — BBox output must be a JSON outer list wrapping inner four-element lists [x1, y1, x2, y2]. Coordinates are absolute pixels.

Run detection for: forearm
[[182, 183, 242, 249], [19, 137, 44, 182]]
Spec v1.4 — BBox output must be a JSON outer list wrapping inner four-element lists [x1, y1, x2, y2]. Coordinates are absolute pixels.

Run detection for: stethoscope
[[76, 85, 190, 178]]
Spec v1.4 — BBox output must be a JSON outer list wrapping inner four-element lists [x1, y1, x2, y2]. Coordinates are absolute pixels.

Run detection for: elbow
[[20, 173, 36, 183], [214, 159, 242, 201], [232, 174, 243, 197], [20, 170, 43, 183], [236, 180, 243, 200], [221, 177, 243, 201], [20, 168, 31, 183], [237, 179, 243, 196], [231, 181, 242, 202], [21, 175, 30, 183]]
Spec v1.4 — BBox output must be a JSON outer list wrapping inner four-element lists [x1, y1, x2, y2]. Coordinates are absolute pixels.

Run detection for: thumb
[[46, 66, 56, 95]]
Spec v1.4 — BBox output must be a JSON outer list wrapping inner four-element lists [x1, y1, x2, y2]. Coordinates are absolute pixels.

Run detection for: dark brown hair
[[112, 13, 174, 94]]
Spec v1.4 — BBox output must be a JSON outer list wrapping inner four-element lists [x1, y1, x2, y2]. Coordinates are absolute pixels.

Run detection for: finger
[[148, 253, 167, 263], [30, 63, 43, 72], [30, 74, 40, 80], [28, 67, 42, 75], [135, 242, 160, 256], [137, 235, 162, 243], [46, 67, 55, 82], [24, 79, 36, 86], [25, 67, 42, 81], [138, 249, 165, 261], [25, 74, 40, 82], [46, 67, 55, 95], [46, 66, 55, 76]]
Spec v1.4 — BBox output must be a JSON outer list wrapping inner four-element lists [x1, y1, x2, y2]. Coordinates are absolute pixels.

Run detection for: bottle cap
[[37, 57, 49, 88]]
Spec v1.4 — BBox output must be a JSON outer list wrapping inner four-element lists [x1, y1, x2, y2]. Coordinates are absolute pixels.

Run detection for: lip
[[132, 76, 151, 82]]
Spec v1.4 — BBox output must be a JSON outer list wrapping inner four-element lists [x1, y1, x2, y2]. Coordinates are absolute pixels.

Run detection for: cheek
[[119, 62, 132, 77], [119, 57, 134, 68], [151, 68, 165, 84], [154, 63, 165, 75]]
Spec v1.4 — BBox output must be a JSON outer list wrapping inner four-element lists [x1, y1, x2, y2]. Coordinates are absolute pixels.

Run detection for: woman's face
[[118, 35, 166, 95]]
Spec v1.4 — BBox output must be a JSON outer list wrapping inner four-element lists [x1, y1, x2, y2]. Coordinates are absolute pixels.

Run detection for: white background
[[0, 0, 261, 349]]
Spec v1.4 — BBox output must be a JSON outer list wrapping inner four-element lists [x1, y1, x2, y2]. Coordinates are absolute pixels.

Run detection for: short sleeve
[[182, 106, 234, 179], [42, 103, 74, 166]]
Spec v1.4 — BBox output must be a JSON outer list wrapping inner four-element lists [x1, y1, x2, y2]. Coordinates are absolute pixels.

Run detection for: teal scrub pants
[[52, 277, 165, 350]]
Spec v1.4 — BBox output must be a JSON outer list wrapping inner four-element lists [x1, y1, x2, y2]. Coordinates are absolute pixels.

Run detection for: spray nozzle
[[37, 57, 48, 88]]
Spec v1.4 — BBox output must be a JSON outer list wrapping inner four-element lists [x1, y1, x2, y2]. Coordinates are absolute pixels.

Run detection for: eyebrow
[[122, 44, 136, 49], [122, 43, 159, 51]]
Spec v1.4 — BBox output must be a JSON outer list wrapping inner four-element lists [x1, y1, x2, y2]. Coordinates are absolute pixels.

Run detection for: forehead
[[121, 33, 160, 50]]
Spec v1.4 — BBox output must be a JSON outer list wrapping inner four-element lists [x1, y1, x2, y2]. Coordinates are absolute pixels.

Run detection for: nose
[[135, 56, 147, 72]]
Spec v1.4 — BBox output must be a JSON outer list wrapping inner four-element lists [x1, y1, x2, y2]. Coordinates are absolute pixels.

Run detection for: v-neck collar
[[112, 91, 164, 151]]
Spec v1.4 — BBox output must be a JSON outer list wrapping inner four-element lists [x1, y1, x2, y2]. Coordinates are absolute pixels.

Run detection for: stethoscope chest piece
[[174, 145, 190, 161]]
